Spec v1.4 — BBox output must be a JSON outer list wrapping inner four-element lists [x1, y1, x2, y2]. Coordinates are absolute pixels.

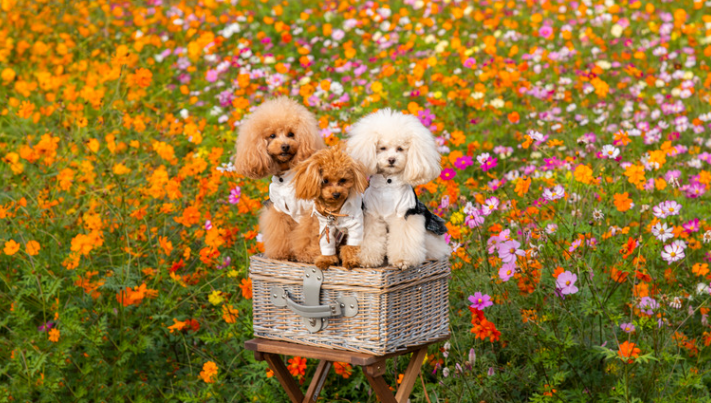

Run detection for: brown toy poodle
[[232, 97, 325, 261], [291, 144, 369, 269]]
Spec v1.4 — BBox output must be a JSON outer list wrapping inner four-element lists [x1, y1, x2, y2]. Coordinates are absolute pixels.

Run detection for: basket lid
[[248, 254, 450, 290]]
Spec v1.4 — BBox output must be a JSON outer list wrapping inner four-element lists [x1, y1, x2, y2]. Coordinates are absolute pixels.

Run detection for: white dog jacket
[[269, 171, 313, 221], [364, 174, 448, 235], [363, 174, 416, 218], [312, 193, 364, 256]]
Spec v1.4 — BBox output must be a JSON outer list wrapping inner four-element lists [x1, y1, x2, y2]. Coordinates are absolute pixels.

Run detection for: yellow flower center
[[478, 299, 482, 304], [670, 252, 676, 257], [566, 281, 571, 286]]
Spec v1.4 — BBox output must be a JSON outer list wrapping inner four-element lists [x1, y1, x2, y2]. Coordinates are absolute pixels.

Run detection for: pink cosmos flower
[[468, 292, 493, 310], [481, 197, 499, 216], [683, 218, 700, 233], [206, 69, 218, 82], [499, 263, 516, 282], [639, 296, 658, 315], [556, 271, 578, 295], [539, 25, 553, 38], [661, 243, 685, 264], [620, 322, 635, 333], [205, 220, 213, 231], [498, 240, 525, 264], [662, 200, 682, 217], [465, 209, 485, 228], [463, 57, 476, 68], [228, 186, 241, 204]]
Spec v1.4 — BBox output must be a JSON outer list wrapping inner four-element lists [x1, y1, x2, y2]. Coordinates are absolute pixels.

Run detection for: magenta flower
[[417, 109, 435, 127], [440, 168, 456, 181], [539, 25, 553, 38], [556, 271, 579, 295], [454, 155, 474, 170], [205, 220, 213, 231], [683, 218, 700, 233], [620, 322, 635, 333], [468, 292, 493, 310], [228, 186, 242, 204], [481, 157, 498, 172], [463, 57, 476, 68], [499, 263, 516, 282], [38, 321, 54, 332]]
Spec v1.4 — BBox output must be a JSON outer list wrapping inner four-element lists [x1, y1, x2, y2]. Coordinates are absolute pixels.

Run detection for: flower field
[[2, 0, 711, 401]]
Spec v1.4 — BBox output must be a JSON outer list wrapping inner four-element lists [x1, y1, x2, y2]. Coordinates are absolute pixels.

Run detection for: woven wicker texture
[[250, 255, 451, 355]]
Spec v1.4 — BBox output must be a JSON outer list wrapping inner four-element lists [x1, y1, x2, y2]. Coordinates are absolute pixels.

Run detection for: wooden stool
[[245, 338, 444, 403]]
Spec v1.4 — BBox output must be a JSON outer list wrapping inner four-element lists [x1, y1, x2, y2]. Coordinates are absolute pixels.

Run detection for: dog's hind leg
[[387, 214, 427, 270], [259, 205, 296, 261], [291, 214, 322, 264], [358, 213, 387, 267]]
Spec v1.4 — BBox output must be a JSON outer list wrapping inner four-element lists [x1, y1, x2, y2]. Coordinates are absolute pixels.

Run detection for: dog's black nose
[[281, 144, 290, 152], [332, 192, 341, 199], [388, 158, 396, 165]]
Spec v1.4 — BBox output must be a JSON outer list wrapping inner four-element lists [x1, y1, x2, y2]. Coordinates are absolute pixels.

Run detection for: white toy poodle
[[346, 109, 451, 269]]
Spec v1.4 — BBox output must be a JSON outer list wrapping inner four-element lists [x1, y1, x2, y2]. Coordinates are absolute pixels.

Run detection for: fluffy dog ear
[[292, 105, 325, 164], [233, 119, 274, 179], [351, 160, 369, 195], [402, 118, 442, 186], [292, 157, 323, 200], [346, 117, 378, 176]]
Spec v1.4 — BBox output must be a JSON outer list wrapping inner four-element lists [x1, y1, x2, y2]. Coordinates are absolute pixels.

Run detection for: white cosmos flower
[[601, 144, 620, 159], [661, 243, 685, 265], [542, 185, 565, 201], [651, 222, 674, 242]]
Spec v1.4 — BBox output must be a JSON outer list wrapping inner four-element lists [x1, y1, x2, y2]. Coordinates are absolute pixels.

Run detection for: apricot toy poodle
[[232, 96, 325, 261], [291, 144, 369, 270]]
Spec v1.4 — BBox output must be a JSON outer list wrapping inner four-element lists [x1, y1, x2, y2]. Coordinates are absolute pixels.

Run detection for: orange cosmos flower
[[4, 239, 20, 256], [287, 356, 307, 378], [239, 278, 253, 299], [618, 341, 641, 363], [613, 192, 633, 212], [48, 328, 60, 343], [334, 362, 352, 379], [199, 361, 218, 383]]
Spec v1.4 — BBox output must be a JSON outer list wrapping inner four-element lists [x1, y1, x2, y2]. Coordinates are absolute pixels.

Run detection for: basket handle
[[269, 266, 359, 333]]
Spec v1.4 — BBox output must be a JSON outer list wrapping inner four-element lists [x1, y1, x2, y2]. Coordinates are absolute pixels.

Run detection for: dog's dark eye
[[287, 132, 295, 138], [323, 179, 329, 184], [396, 147, 403, 152], [269, 133, 276, 139], [338, 178, 346, 184], [379, 146, 386, 151]]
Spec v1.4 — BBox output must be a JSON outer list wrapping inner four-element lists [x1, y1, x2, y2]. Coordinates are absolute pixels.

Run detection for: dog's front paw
[[339, 245, 360, 270], [315, 255, 340, 270], [391, 259, 420, 271]]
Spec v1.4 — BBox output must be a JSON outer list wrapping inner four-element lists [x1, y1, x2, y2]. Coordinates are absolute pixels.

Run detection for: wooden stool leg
[[363, 373, 398, 403], [395, 347, 429, 403], [304, 360, 332, 403], [263, 353, 305, 403]]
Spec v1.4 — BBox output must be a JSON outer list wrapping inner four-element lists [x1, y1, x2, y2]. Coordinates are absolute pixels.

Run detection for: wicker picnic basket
[[250, 255, 451, 356]]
